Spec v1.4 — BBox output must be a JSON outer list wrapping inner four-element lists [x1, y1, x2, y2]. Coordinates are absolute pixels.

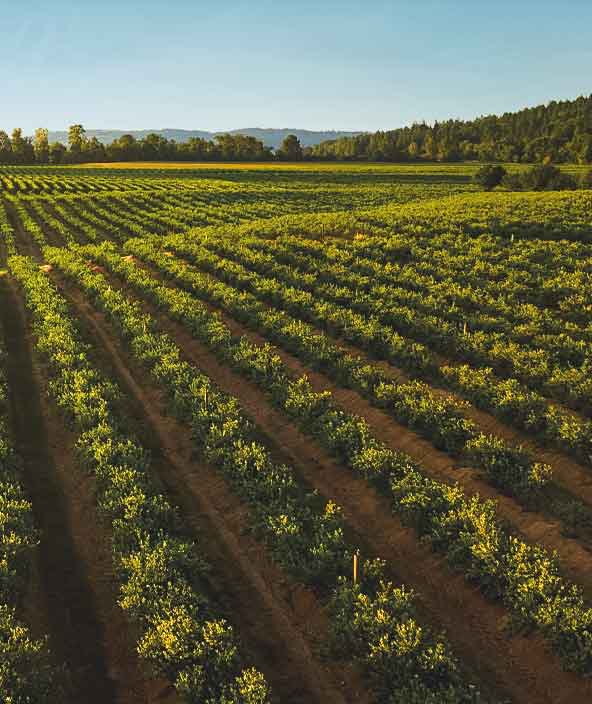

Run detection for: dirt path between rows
[[5, 202, 43, 259], [23, 199, 592, 701], [75, 261, 592, 704], [206, 241, 592, 420], [130, 254, 592, 599], [54, 275, 360, 704], [0, 278, 154, 704]]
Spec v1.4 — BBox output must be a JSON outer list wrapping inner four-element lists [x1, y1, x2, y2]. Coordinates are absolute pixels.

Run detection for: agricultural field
[[1, 161, 592, 704]]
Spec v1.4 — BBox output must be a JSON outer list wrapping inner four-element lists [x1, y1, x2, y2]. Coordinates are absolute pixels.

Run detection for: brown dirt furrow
[[74, 263, 592, 704], [24, 200, 67, 248], [135, 253, 592, 514], [184, 245, 592, 432], [127, 257, 592, 597], [0, 278, 156, 704], [5, 201, 43, 259], [54, 275, 360, 704], [292, 323, 592, 510]]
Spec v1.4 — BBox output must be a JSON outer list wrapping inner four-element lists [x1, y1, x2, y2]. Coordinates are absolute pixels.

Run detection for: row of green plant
[[48, 242, 592, 675], [315, 231, 592, 327], [25, 200, 78, 246], [200, 216, 592, 327], [157, 233, 592, 466], [247, 235, 592, 362], [191, 234, 592, 413], [0, 198, 16, 257], [43, 246, 485, 703], [115, 238, 554, 499], [160, 187, 592, 244], [9, 254, 272, 704], [0, 324, 57, 701], [4, 197, 47, 252], [103, 236, 592, 540], [257, 233, 592, 403], [65, 194, 185, 239], [210, 230, 592, 409], [0, 173, 173, 195]]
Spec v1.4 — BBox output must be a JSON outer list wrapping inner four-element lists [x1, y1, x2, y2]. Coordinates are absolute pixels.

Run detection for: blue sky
[[2, 0, 591, 134]]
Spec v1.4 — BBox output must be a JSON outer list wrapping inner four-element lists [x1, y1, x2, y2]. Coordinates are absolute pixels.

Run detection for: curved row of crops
[[44, 243, 592, 676], [143, 232, 592, 474], [9, 255, 272, 703], [0, 320, 56, 700], [43, 244, 489, 703]]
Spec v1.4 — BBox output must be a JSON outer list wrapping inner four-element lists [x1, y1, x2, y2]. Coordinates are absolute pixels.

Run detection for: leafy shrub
[[473, 165, 507, 190]]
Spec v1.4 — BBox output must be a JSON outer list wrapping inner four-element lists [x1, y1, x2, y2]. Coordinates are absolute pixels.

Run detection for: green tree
[[278, 134, 303, 161], [580, 169, 592, 189], [68, 124, 87, 160], [522, 163, 562, 190], [107, 134, 139, 161], [10, 128, 26, 163], [501, 172, 523, 190], [311, 94, 592, 163], [0, 131, 11, 163], [33, 128, 49, 164]]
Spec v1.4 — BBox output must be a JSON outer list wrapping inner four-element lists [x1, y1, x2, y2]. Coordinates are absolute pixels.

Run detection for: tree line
[[0, 125, 308, 164], [2, 94, 592, 165], [311, 95, 592, 163]]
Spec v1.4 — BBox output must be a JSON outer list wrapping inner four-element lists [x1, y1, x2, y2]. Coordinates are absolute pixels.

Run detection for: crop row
[[9, 254, 272, 703], [154, 233, 592, 467], [191, 233, 592, 413], [247, 235, 592, 359], [25, 200, 78, 246], [313, 231, 592, 333], [270, 226, 592, 328], [0, 322, 56, 699], [0, 173, 176, 195], [190, 200, 592, 303], [0, 198, 16, 257], [4, 197, 47, 251], [342, 231, 592, 308], [119, 238, 557, 501], [49, 242, 592, 675], [43, 245, 485, 703]]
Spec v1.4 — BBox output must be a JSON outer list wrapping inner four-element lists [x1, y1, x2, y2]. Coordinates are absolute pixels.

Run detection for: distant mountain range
[[46, 128, 363, 150]]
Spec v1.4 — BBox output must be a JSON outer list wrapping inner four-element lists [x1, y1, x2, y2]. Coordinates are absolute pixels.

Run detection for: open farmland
[[2, 162, 592, 704]]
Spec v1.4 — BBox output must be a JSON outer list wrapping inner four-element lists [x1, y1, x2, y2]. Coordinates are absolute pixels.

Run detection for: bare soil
[[54, 275, 363, 704], [134, 255, 592, 598], [0, 278, 156, 704], [77, 261, 592, 704]]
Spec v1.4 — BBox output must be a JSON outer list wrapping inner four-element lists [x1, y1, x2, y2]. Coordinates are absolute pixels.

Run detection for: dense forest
[[1, 95, 591, 164], [312, 95, 592, 163]]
